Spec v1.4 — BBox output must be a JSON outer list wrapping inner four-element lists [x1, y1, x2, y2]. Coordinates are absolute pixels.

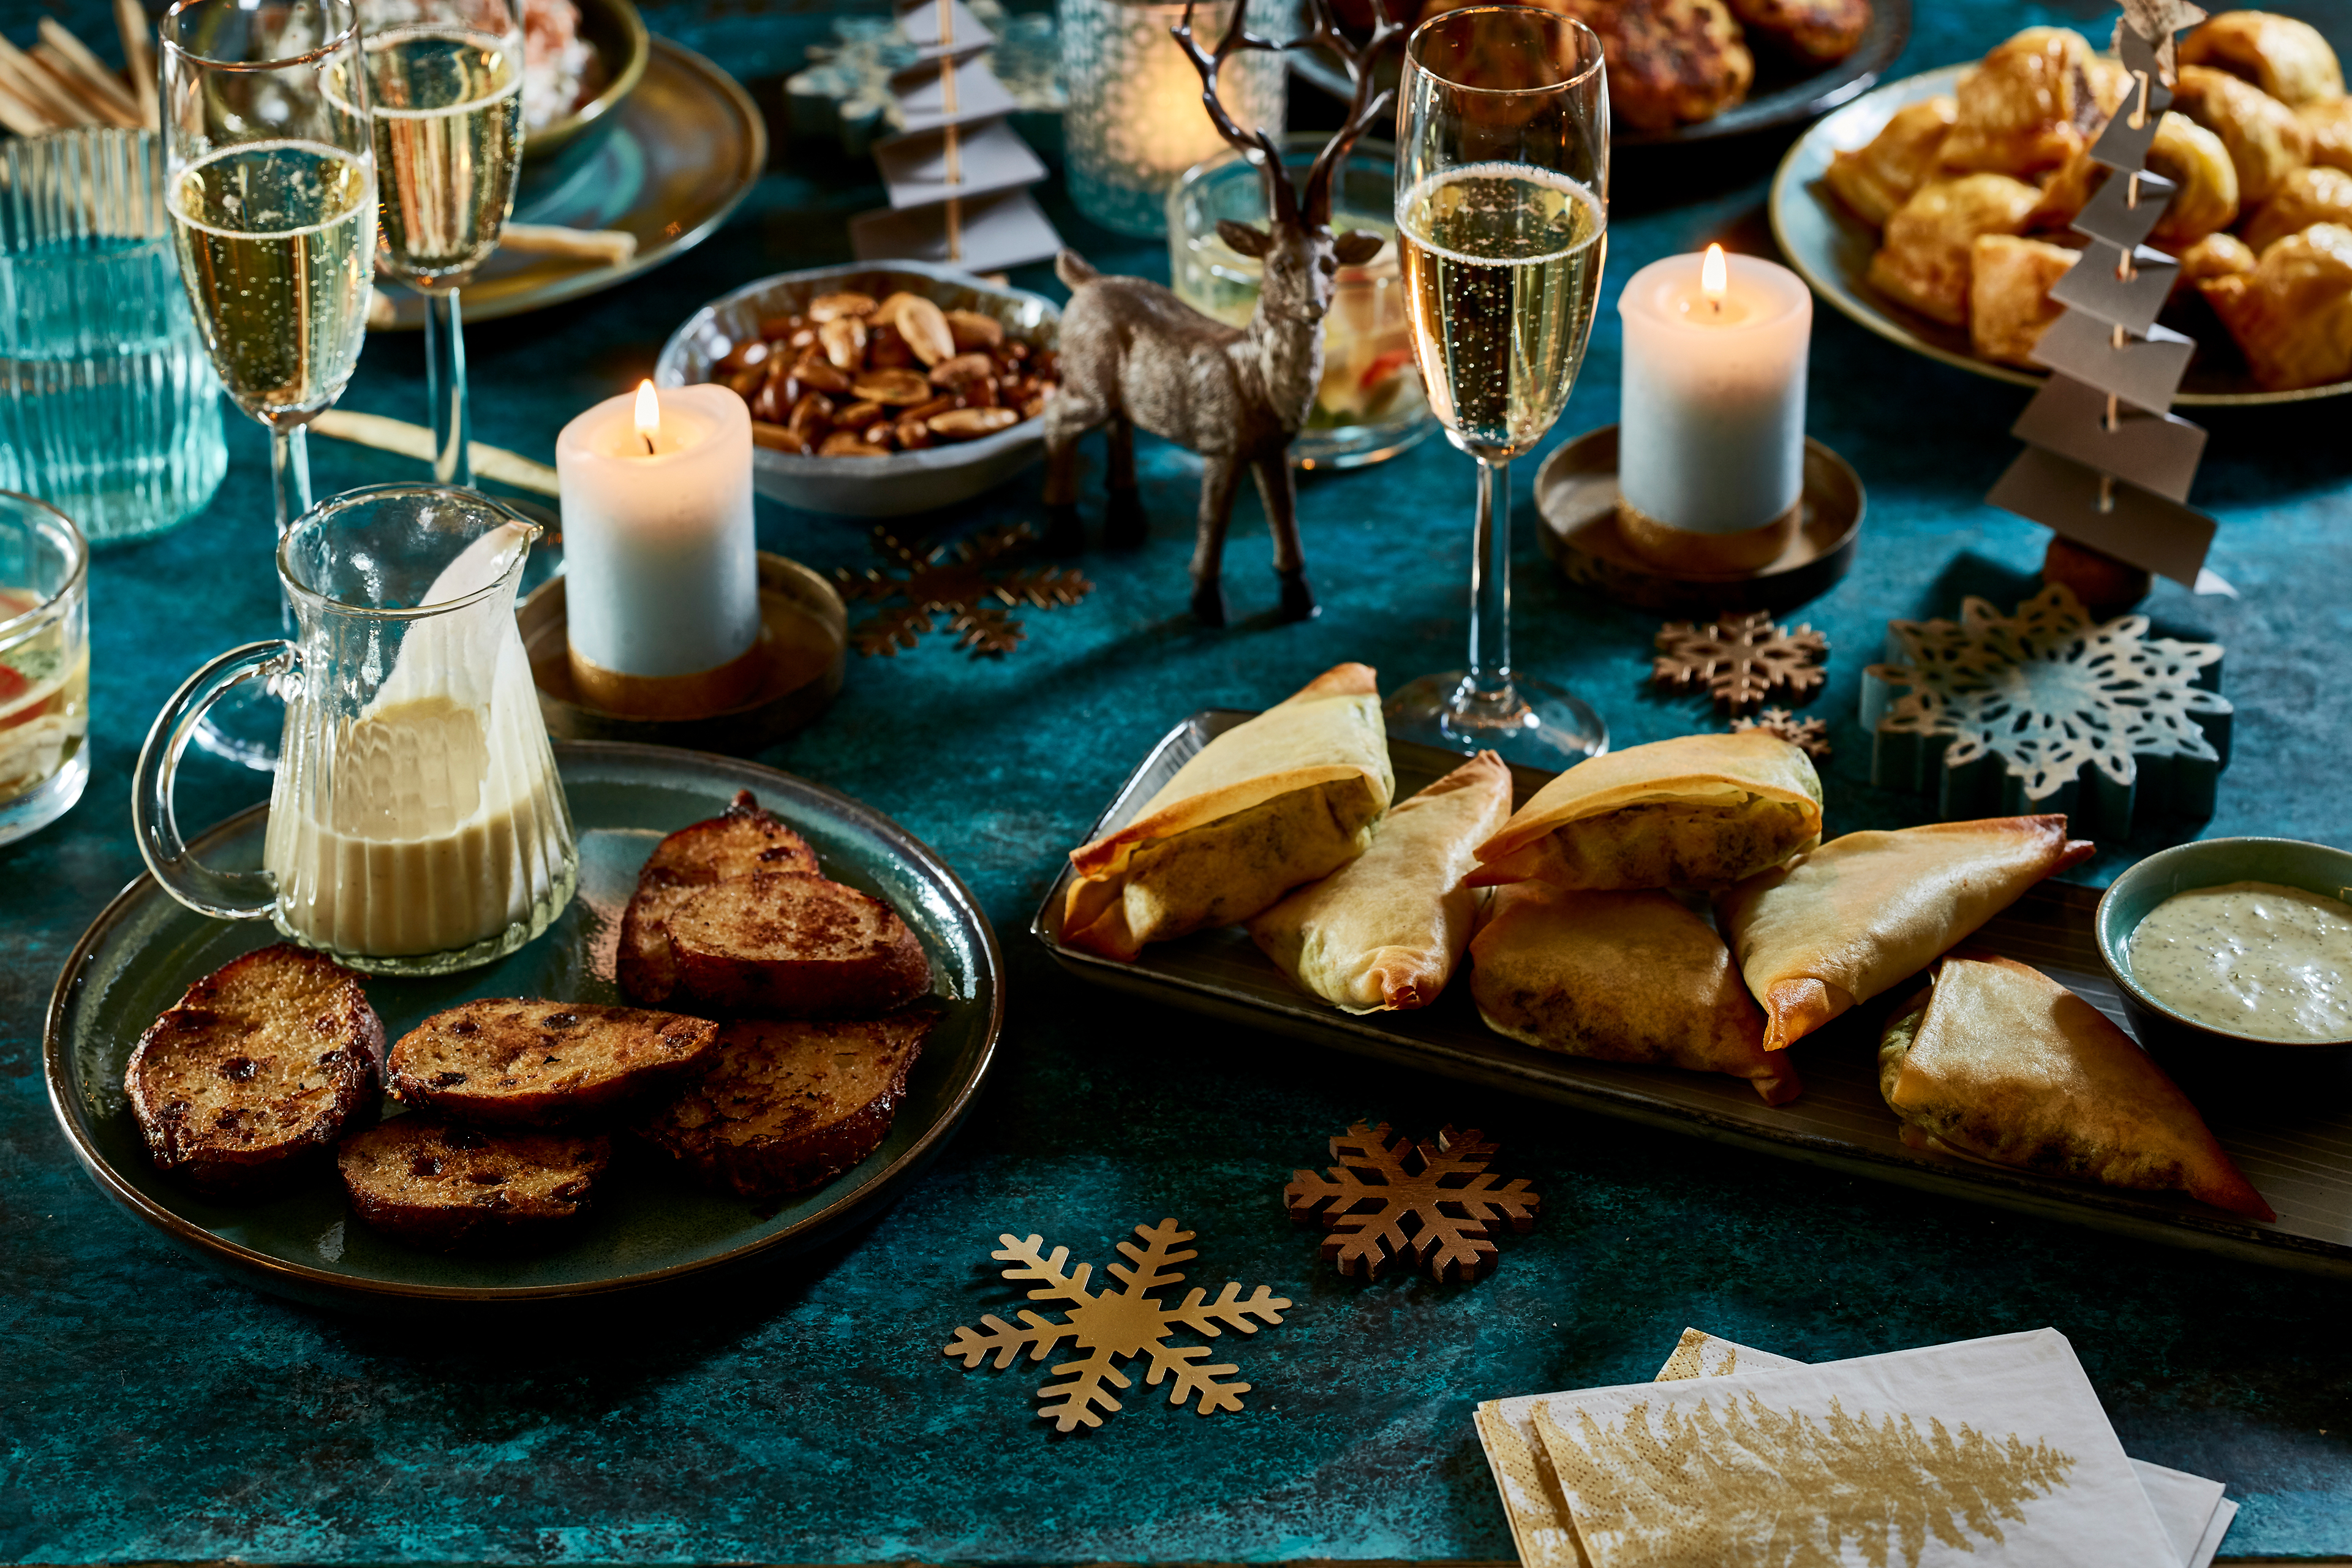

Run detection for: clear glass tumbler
[[0, 492, 91, 847], [1058, 0, 1288, 237], [1169, 134, 1434, 469], [0, 130, 227, 546]]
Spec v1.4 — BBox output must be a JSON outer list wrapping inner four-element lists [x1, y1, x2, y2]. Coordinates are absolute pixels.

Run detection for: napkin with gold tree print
[[1489, 1329, 2173, 1568]]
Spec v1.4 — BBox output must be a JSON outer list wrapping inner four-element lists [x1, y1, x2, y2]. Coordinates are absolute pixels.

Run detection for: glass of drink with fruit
[[0, 493, 90, 846]]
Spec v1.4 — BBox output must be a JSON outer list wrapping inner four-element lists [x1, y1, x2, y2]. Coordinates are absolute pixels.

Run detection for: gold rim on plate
[[1768, 62, 2352, 408]]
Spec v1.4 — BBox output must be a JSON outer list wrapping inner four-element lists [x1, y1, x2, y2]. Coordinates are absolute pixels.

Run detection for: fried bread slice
[[619, 790, 820, 1004], [657, 873, 932, 1017], [123, 943, 385, 1196], [641, 1010, 936, 1199], [388, 1000, 720, 1126], [338, 1115, 611, 1250]]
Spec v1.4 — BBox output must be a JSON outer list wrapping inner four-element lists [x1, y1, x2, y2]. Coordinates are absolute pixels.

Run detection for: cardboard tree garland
[[1985, 0, 2228, 601]]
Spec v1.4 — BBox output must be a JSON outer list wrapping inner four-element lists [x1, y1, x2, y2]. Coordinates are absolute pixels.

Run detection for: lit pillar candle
[[556, 382, 761, 714], [1617, 245, 1811, 554]]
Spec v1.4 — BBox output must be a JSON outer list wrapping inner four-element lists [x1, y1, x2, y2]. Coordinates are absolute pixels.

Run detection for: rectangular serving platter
[[1032, 710, 2352, 1278]]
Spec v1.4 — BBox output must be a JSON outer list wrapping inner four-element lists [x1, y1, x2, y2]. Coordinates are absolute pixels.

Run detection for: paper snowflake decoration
[[1731, 707, 1831, 760], [1653, 611, 1829, 714], [943, 1218, 1291, 1431], [1861, 582, 2231, 832], [1284, 1123, 1539, 1283], [834, 523, 1091, 658]]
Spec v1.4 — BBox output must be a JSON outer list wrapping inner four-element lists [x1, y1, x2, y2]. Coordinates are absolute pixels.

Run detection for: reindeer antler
[[1173, 1, 1298, 224], [1293, 0, 1405, 228]]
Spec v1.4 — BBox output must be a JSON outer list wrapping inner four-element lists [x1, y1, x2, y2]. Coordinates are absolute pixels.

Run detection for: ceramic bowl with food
[[2096, 836, 2352, 1098], [521, 0, 651, 183], [657, 262, 1060, 518]]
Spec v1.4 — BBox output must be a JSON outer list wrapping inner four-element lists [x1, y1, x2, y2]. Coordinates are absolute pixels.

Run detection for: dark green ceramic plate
[[43, 742, 1001, 1311]]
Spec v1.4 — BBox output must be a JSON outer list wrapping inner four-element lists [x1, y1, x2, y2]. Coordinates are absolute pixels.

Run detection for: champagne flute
[[162, 0, 377, 769], [347, 0, 527, 488], [1389, 6, 1609, 767]]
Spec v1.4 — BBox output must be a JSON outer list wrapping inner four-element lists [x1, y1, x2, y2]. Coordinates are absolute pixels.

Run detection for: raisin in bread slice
[[339, 1115, 610, 1251], [619, 791, 819, 1005], [388, 1000, 720, 1126], [123, 943, 385, 1196], [654, 872, 932, 1017], [640, 1009, 936, 1199]]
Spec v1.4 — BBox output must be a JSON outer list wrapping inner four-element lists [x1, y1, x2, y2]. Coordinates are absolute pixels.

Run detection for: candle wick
[[1709, 298, 1721, 315], [641, 434, 655, 455]]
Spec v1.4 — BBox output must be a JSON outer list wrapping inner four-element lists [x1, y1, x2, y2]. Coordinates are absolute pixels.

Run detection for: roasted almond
[[896, 296, 956, 366], [895, 418, 933, 450], [718, 337, 772, 375], [835, 399, 886, 426], [927, 351, 994, 388], [818, 316, 867, 371], [788, 391, 834, 438], [757, 314, 800, 339], [852, 368, 933, 405], [818, 430, 876, 456], [963, 376, 1000, 408], [1020, 393, 1049, 419], [751, 373, 788, 425], [792, 358, 852, 396], [752, 420, 807, 454], [903, 394, 958, 423], [869, 291, 925, 330], [928, 407, 1019, 440], [944, 309, 1005, 351], [728, 363, 766, 398], [862, 421, 895, 447], [867, 322, 914, 370], [808, 292, 877, 322]]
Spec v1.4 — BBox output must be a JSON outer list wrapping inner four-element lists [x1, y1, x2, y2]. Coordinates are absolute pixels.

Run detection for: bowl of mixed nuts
[[655, 262, 1060, 518]]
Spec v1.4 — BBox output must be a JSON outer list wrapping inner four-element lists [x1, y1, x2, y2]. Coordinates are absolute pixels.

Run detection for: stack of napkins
[[1476, 1329, 2236, 1567]]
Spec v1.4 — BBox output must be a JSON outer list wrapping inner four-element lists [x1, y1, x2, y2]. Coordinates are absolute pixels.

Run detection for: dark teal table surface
[[6, 0, 2351, 1561]]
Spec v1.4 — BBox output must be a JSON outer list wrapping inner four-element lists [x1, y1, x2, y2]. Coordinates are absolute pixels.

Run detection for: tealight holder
[[518, 551, 848, 754], [1535, 424, 1864, 614]]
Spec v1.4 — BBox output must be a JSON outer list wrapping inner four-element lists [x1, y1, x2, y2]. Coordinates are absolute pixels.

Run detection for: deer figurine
[[1040, 0, 1403, 627]]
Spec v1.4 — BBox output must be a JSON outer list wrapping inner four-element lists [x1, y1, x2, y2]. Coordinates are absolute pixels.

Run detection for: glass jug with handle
[[134, 483, 578, 975]]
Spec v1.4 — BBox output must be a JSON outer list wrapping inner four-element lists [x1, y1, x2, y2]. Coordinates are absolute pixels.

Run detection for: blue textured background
[[3, 0, 2350, 1560]]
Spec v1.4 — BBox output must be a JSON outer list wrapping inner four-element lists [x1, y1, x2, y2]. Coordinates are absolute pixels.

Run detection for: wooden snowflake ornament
[[1286, 1124, 1539, 1282], [1653, 611, 1829, 714], [943, 1219, 1291, 1431], [834, 522, 1091, 658], [1861, 582, 2231, 833], [1731, 707, 1831, 760]]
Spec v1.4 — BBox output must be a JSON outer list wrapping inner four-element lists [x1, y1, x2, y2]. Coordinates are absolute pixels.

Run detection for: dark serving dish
[[1036, 710, 2352, 1276], [46, 742, 1001, 1313]]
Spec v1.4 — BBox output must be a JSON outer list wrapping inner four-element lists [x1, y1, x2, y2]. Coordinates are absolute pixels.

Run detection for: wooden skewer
[[0, 40, 98, 127], [31, 43, 142, 129], [39, 20, 144, 125], [116, 0, 159, 131], [311, 409, 560, 496], [0, 77, 56, 135], [499, 222, 637, 265]]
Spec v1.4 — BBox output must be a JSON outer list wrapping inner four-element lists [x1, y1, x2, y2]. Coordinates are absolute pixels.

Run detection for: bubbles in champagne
[[334, 28, 523, 284], [167, 141, 374, 419], [1398, 164, 1606, 457]]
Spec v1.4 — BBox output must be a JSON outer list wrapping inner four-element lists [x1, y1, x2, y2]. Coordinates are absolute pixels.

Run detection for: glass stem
[[423, 285, 472, 488], [1463, 453, 1514, 710], [268, 421, 312, 638]]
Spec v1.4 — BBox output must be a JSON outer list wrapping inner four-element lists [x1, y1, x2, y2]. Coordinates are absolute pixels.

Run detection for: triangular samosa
[[1469, 731, 1822, 892], [1470, 883, 1801, 1106], [1062, 663, 1393, 960], [1251, 750, 1513, 1012], [1717, 815, 2094, 1052], [1880, 954, 2274, 1220]]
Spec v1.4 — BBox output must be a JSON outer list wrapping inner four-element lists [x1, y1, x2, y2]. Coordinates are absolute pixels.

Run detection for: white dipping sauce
[[2126, 879, 2352, 1043]]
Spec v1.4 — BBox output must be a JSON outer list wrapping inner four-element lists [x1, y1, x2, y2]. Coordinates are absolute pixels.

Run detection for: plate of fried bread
[[1773, 13, 2352, 403], [1297, 0, 1909, 144], [43, 742, 1000, 1310], [1037, 664, 2352, 1274]]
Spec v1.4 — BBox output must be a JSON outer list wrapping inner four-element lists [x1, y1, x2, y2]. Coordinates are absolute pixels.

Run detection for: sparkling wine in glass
[[345, 0, 526, 488], [1390, 6, 1609, 767], [162, 0, 378, 769]]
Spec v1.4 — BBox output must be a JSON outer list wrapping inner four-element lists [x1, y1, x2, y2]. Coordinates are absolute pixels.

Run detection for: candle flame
[[1702, 244, 1728, 307], [634, 380, 660, 449]]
